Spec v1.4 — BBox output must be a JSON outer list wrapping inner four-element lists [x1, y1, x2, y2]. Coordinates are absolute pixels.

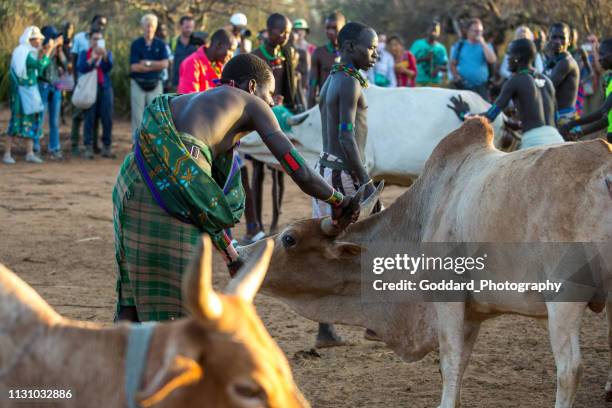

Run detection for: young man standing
[[449, 39, 564, 149], [410, 20, 448, 87], [250, 13, 302, 234], [559, 38, 612, 143], [307, 11, 346, 108], [544, 23, 580, 128], [177, 29, 237, 94], [312, 21, 379, 347]]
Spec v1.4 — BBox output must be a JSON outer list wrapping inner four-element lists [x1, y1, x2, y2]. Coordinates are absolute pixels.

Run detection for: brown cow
[[240, 117, 612, 408], [0, 236, 309, 408]]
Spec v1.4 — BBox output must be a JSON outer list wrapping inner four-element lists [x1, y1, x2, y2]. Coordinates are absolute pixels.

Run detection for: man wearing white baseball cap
[[230, 13, 252, 55]]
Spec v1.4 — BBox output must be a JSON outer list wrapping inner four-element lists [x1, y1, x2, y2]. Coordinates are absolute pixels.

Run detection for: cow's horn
[[225, 239, 274, 303], [359, 180, 384, 218], [320, 185, 366, 236], [286, 112, 309, 127], [183, 235, 223, 322]]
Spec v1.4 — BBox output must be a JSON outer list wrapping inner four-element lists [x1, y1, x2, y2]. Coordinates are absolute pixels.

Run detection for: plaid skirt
[[113, 153, 200, 321]]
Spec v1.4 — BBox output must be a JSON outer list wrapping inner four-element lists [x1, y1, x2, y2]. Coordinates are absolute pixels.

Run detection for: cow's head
[[239, 183, 383, 299], [137, 236, 309, 408]]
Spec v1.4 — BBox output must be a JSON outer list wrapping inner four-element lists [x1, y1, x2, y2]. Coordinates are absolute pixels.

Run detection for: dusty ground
[[0, 110, 609, 407]]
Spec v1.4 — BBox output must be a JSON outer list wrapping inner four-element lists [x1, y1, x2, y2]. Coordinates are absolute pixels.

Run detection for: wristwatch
[[145, 60, 152, 67]]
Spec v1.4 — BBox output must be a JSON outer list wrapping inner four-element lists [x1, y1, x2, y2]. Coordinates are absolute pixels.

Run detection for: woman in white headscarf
[[4, 26, 54, 164]]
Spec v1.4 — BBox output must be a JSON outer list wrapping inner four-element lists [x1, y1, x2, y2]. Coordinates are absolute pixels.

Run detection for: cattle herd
[[1, 108, 611, 406]]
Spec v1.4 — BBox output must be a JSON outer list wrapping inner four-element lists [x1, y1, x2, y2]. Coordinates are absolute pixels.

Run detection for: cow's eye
[[282, 234, 297, 248]]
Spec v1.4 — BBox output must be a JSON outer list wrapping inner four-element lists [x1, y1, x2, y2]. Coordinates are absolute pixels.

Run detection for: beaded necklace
[[331, 63, 368, 88], [211, 61, 222, 78], [259, 43, 285, 67], [326, 41, 341, 63]]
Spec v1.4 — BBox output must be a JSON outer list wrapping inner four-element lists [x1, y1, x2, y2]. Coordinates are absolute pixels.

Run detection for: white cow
[[239, 86, 506, 184]]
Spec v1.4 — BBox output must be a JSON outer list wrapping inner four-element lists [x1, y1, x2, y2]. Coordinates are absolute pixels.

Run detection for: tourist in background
[[170, 15, 196, 90], [4, 26, 54, 164], [39, 26, 67, 160], [449, 18, 497, 100], [71, 15, 106, 156], [388, 35, 417, 87], [77, 29, 114, 159], [367, 33, 397, 87], [410, 20, 448, 86], [129, 13, 169, 137]]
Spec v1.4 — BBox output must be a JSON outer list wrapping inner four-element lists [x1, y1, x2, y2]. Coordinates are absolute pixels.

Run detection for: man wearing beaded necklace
[[307, 11, 346, 108], [113, 54, 358, 322], [311, 21, 379, 347], [250, 13, 302, 235], [544, 23, 580, 128], [449, 39, 564, 149]]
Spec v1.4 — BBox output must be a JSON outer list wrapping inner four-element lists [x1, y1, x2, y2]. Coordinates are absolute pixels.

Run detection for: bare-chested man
[[311, 21, 379, 347], [560, 38, 612, 143], [250, 13, 302, 235], [307, 11, 346, 108], [113, 54, 358, 323], [449, 39, 564, 149], [544, 23, 580, 127]]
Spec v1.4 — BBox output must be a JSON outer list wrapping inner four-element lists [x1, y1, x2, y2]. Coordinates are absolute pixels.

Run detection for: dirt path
[[0, 111, 608, 407]]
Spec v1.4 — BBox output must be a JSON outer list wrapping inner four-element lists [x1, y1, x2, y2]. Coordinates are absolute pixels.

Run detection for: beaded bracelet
[[338, 123, 354, 131], [324, 190, 344, 208]]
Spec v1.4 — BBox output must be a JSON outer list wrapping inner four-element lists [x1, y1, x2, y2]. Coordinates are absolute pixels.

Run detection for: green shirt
[[409, 38, 448, 84], [18, 54, 50, 86]]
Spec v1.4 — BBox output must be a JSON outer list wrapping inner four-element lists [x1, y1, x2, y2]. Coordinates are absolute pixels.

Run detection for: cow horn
[[225, 239, 274, 303], [286, 112, 309, 127], [183, 235, 223, 322], [320, 185, 366, 237], [359, 180, 384, 219]]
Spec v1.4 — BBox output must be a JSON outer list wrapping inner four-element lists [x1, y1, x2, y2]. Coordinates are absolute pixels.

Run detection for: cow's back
[[417, 118, 612, 242]]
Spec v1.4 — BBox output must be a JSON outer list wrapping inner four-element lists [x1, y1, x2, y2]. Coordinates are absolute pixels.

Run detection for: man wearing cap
[[177, 29, 237, 94], [70, 15, 107, 156], [293, 18, 315, 55], [230, 13, 252, 55], [39, 26, 68, 160], [292, 19, 311, 103], [308, 11, 346, 107]]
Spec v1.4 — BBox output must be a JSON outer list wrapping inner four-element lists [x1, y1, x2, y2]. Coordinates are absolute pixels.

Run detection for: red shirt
[[395, 51, 417, 87], [177, 47, 222, 94]]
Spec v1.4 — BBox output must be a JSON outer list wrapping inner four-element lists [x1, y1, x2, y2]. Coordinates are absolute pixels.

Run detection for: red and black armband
[[280, 148, 307, 174]]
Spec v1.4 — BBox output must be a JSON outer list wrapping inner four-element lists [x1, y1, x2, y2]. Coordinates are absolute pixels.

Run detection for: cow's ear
[[136, 355, 203, 407], [325, 241, 364, 260]]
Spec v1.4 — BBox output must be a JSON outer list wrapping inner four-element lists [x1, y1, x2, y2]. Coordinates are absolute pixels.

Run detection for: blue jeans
[[38, 82, 62, 152], [84, 85, 113, 147]]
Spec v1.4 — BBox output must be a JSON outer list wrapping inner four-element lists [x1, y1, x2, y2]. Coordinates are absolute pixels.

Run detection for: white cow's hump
[[239, 86, 503, 184]]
